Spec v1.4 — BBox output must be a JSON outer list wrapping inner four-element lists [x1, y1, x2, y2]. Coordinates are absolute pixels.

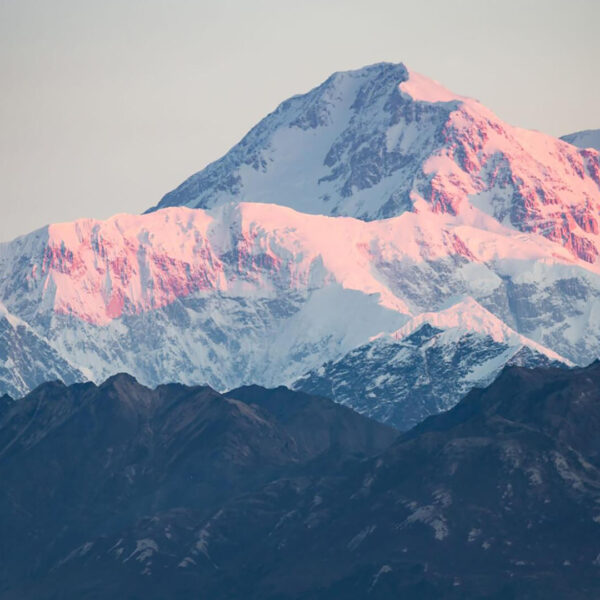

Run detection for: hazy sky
[[1, 0, 598, 242]]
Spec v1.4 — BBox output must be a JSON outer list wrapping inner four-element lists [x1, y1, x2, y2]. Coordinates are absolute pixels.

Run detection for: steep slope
[[225, 385, 393, 459], [0, 302, 87, 397], [294, 298, 570, 430], [150, 62, 600, 264], [1, 199, 599, 398], [561, 129, 600, 152], [0, 201, 598, 399], [0, 376, 395, 598], [1, 62, 599, 406], [12, 363, 600, 599]]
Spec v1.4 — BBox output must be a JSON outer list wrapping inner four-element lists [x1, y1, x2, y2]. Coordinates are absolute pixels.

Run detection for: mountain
[[5, 363, 600, 599], [0, 201, 591, 402], [0, 376, 395, 598], [0, 301, 87, 397], [294, 297, 570, 430], [561, 129, 600, 152], [0, 62, 598, 429], [150, 62, 600, 265]]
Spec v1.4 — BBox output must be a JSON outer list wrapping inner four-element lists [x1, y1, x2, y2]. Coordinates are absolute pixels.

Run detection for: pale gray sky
[[0, 0, 598, 242]]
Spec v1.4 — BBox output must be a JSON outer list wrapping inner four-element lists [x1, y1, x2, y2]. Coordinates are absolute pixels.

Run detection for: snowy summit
[[0, 62, 598, 429]]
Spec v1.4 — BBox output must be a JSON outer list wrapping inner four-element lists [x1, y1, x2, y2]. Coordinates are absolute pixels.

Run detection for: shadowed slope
[[4, 364, 600, 598], [0, 375, 395, 598]]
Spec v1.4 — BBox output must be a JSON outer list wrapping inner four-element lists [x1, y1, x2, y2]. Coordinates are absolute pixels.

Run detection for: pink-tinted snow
[[15, 200, 594, 325], [6, 66, 600, 326], [400, 68, 600, 262]]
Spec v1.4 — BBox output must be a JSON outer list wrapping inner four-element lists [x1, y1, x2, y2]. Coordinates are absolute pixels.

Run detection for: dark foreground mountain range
[[2, 363, 600, 599], [0, 377, 396, 599]]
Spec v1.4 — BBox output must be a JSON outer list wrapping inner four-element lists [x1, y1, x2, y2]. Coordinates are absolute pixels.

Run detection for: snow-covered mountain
[[293, 298, 569, 430], [0, 302, 87, 397], [151, 62, 600, 264], [0, 200, 593, 402], [0, 62, 598, 428], [561, 129, 600, 152]]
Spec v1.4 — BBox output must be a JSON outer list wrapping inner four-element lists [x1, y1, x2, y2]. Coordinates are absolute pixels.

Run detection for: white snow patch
[[348, 525, 376, 551], [124, 539, 158, 563]]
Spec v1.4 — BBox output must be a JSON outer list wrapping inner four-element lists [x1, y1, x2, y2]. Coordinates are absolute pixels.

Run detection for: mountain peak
[[294, 296, 571, 430], [329, 60, 408, 81], [101, 372, 141, 388], [389, 296, 571, 364], [332, 61, 465, 105], [399, 67, 466, 104], [147, 62, 600, 265]]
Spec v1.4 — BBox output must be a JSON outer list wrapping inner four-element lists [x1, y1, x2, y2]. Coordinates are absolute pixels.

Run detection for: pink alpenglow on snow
[[41, 210, 224, 324], [150, 63, 600, 264], [1, 63, 600, 398], [2, 201, 597, 327], [400, 70, 600, 261], [398, 68, 468, 104]]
